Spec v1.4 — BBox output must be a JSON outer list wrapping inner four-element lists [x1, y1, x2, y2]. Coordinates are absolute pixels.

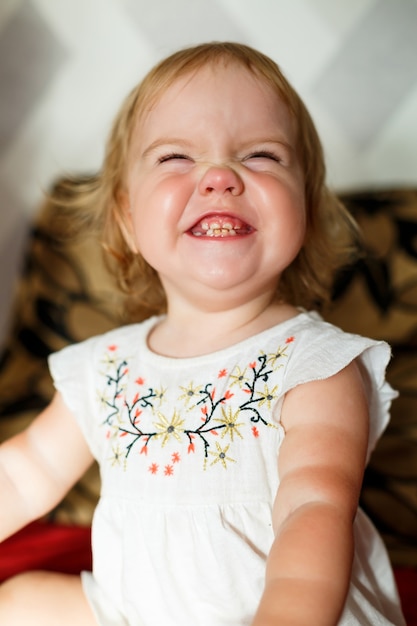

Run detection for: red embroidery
[[100, 337, 292, 470]]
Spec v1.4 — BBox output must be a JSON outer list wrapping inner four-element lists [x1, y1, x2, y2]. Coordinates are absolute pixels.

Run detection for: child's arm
[[252, 361, 369, 626], [0, 392, 94, 542]]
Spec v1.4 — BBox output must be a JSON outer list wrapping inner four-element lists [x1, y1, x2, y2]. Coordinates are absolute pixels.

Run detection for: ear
[[115, 190, 139, 254]]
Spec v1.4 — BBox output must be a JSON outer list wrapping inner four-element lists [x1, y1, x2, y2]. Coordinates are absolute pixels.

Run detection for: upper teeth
[[200, 221, 237, 237]]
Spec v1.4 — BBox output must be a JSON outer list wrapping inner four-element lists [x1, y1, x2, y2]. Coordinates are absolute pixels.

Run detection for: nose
[[198, 165, 244, 196]]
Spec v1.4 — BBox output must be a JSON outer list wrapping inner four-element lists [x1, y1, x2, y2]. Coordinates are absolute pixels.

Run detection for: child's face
[[122, 63, 306, 309]]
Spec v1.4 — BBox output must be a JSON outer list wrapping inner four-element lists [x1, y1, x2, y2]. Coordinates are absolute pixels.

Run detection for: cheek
[[288, 202, 307, 253], [132, 178, 192, 222], [259, 179, 306, 229], [263, 186, 306, 261]]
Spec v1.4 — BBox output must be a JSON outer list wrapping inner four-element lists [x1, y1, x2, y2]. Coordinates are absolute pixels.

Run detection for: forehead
[[133, 63, 296, 143]]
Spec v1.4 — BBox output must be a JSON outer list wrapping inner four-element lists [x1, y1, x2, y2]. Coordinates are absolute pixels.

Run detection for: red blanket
[[0, 521, 91, 581]]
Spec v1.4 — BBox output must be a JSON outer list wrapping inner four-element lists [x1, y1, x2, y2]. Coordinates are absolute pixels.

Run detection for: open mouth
[[190, 216, 253, 238]]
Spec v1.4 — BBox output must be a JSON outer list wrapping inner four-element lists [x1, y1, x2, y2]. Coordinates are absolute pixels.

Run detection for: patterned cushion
[[0, 183, 416, 566], [0, 183, 122, 524], [326, 188, 417, 567]]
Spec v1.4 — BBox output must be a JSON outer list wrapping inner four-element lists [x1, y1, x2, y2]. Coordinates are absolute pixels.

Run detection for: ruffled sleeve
[[282, 312, 398, 461], [48, 336, 104, 461]]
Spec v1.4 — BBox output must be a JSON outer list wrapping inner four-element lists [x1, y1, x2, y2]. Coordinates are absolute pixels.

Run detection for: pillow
[[326, 188, 417, 567], [0, 178, 123, 524]]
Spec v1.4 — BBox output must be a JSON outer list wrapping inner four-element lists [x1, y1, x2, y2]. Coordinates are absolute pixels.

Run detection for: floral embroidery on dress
[[98, 338, 294, 472]]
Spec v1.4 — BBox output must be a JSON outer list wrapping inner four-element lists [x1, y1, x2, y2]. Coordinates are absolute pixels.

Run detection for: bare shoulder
[[281, 360, 369, 434], [275, 361, 369, 525]]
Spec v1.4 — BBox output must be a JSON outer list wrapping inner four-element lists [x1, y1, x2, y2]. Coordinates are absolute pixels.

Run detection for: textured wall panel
[[0, 0, 417, 343]]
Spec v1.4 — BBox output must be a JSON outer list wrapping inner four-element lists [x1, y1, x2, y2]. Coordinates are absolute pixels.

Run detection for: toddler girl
[[0, 42, 406, 625]]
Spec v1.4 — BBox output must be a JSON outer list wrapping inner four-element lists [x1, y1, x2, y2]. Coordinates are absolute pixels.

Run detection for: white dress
[[49, 311, 405, 626]]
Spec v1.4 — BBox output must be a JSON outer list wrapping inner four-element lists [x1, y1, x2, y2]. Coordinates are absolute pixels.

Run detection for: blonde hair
[[48, 42, 359, 319]]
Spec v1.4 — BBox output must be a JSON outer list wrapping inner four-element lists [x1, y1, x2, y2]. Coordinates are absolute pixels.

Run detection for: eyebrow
[[246, 138, 293, 151], [140, 138, 194, 159]]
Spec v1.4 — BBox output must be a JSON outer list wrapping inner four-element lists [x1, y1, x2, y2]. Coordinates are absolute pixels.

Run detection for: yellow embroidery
[[208, 442, 236, 469], [154, 410, 185, 447], [214, 407, 244, 441]]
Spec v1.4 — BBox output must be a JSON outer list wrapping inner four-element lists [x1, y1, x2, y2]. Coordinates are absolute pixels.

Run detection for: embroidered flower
[[153, 386, 167, 408], [97, 388, 112, 409], [109, 443, 125, 468], [178, 381, 203, 407], [256, 383, 279, 409], [214, 407, 244, 441], [208, 442, 236, 469], [148, 463, 159, 474], [100, 351, 121, 371], [229, 366, 250, 388], [154, 410, 185, 447], [265, 344, 289, 367]]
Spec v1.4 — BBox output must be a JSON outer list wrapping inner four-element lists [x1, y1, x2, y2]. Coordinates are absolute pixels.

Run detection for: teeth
[[191, 217, 249, 237], [197, 219, 240, 237], [206, 227, 237, 237]]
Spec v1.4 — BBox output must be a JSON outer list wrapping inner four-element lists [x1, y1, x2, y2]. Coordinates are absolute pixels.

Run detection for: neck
[[147, 294, 298, 358]]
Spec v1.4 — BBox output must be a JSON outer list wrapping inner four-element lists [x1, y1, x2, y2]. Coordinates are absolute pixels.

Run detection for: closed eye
[[158, 152, 191, 164], [245, 151, 282, 163]]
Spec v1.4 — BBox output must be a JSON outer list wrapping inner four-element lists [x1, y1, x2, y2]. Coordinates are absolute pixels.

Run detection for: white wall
[[1, 0, 417, 343]]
